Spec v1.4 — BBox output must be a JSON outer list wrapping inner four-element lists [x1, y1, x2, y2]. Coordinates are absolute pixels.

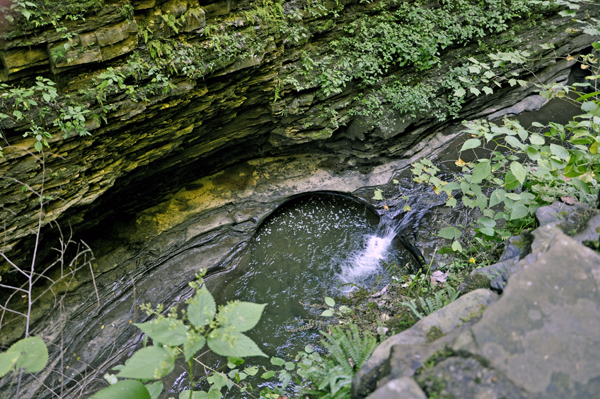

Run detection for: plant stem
[[188, 359, 194, 399]]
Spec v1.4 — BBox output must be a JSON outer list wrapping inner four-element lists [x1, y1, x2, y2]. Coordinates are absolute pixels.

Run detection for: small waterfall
[[337, 214, 400, 290]]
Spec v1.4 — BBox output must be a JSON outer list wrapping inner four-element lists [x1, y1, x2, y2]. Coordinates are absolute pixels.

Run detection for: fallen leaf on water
[[383, 205, 389, 211], [455, 158, 467, 167]]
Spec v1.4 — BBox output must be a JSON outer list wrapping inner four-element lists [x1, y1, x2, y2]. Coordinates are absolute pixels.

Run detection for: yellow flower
[[469, 257, 476, 264]]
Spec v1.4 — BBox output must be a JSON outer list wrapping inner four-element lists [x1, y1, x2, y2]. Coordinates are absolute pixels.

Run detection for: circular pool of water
[[165, 193, 417, 398]]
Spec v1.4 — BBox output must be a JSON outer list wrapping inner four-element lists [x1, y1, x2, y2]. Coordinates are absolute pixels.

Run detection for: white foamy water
[[337, 222, 397, 290]]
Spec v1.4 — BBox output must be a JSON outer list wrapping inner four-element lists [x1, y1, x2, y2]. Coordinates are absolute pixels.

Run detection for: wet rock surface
[[353, 201, 600, 399]]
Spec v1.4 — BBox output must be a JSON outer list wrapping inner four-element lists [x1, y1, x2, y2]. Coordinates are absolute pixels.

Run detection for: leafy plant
[[319, 296, 352, 317], [296, 324, 377, 399], [93, 272, 267, 399], [401, 286, 460, 320], [412, 43, 600, 251]]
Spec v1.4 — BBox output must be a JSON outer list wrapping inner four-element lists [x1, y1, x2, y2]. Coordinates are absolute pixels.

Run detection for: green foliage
[[93, 272, 267, 399], [1, 0, 104, 36], [296, 325, 377, 399], [286, 0, 540, 122], [0, 336, 49, 377], [401, 286, 460, 320], [0, 76, 95, 155], [319, 297, 352, 317]]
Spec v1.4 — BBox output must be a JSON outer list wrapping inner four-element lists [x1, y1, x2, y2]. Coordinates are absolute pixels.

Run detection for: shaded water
[[165, 193, 417, 397]]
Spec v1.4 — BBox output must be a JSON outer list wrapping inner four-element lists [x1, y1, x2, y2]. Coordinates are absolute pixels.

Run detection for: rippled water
[[164, 193, 416, 398]]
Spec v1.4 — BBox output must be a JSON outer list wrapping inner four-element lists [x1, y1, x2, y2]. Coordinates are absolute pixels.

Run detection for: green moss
[[460, 274, 490, 294], [460, 304, 486, 323], [426, 325, 445, 343]]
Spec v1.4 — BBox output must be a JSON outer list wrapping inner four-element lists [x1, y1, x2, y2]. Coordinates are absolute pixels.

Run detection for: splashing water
[[337, 215, 400, 290]]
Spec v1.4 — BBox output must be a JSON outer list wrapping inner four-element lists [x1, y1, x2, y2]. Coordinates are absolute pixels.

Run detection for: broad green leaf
[[558, 10, 576, 16], [93, 380, 151, 399], [510, 204, 529, 220], [471, 161, 491, 184], [460, 138, 481, 152], [207, 329, 267, 358], [526, 146, 540, 161], [372, 189, 383, 200], [510, 162, 526, 185], [550, 144, 570, 160], [470, 87, 481, 96], [0, 337, 49, 375], [0, 351, 19, 378], [261, 371, 276, 379], [34, 141, 43, 152], [531, 122, 545, 128], [505, 170, 520, 190], [491, 126, 516, 136], [581, 101, 599, 112], [438, 227, 461, 240], [505, 135, 524, 149], [218, 302, 266, 332], [489, 189, 506, 207], [187, 286, 216, 328], [146, 381, 163, 399], [227, 357, 244, 367], [451, 241, 463, 252], [454, 88, 466, 97], [285, 361, 296, 371], [324, 297, 335, 307], [208, 372, 228, 390], [505, 193, 522, 201], [117, 346, 175, 379], [476, 194, 488, 211], [279, 370, 292, 388], [529, 133, 545, 145], [179, 391, 208, 399], [570, 177, 590, 194], [478, 227, 495, 236], [208, 389, 221, 399], [320, 309, 334, 317], [271, 357, 285, 366], [183, 335, 206, 362], [446, 197, 457, 207], [135, 318, 188, 346], [478, 217, 496, 228], [245, 366, 259, 376]]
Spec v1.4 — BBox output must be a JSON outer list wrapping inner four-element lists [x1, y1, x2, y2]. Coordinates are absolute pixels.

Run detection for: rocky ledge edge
[[352, 200, 600, 399]]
